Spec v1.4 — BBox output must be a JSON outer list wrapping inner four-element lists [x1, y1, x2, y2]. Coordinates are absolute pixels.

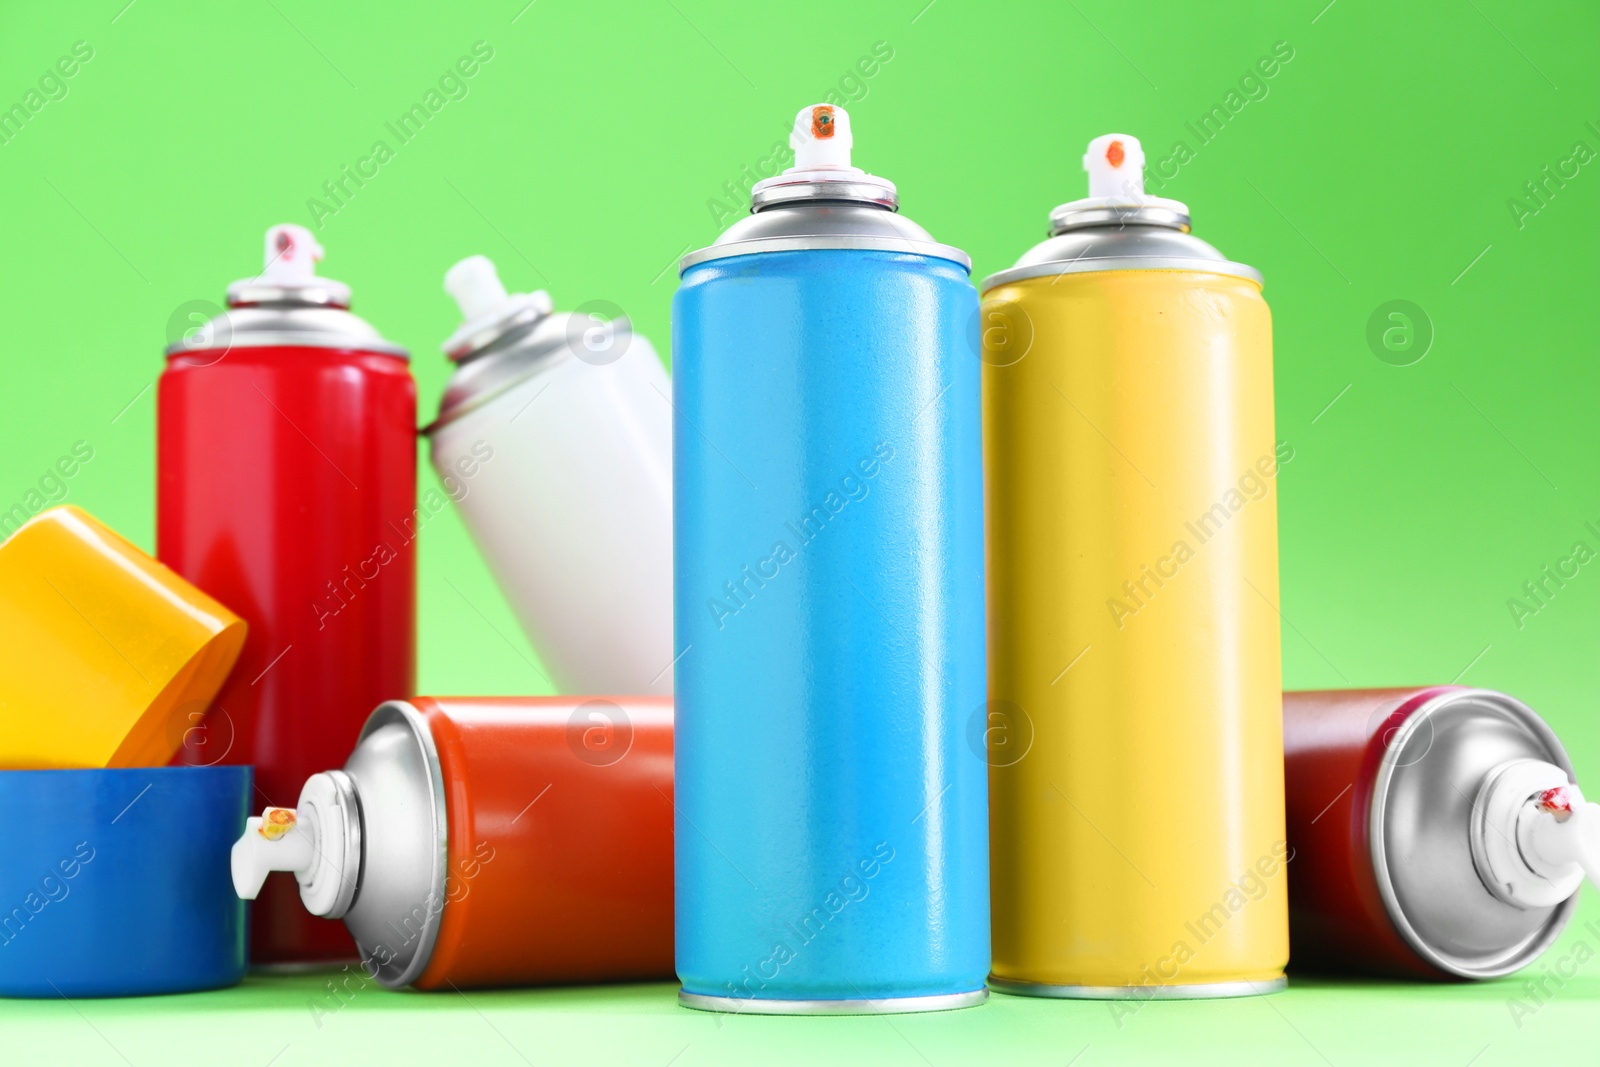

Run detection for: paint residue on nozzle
[[789, 102, 853, 170], [259, 806, 297, 840], [1083, 133, 1147, 201], [261, 223, 324, 282], [1539, 786, 1575, 820]]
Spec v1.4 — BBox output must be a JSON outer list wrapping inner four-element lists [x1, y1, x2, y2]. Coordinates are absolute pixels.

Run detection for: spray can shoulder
[[167, 304, 407, 361], [427, 309, 639, 433], [683, 199, 971, 274]]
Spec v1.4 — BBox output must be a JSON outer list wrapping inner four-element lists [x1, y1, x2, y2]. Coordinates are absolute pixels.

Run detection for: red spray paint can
[[158, 224, 416, 965], [230, 696, 675, 989], [1284, 687, 1599, 978]]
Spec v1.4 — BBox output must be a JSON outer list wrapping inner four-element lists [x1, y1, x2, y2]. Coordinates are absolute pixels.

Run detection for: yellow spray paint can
[[0, 505, 246, 769], [982, 134, 1288, 998]]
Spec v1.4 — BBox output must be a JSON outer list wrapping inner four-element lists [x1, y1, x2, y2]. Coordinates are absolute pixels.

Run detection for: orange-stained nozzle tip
[[259, 806, 298, 840], [811, 105, 836, 140], [790, 103, 853, 170], [1083, 133, 1146, 200]]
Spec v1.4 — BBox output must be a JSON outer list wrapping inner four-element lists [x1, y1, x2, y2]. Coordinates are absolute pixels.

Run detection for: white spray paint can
[[425, 256, 674, 695]]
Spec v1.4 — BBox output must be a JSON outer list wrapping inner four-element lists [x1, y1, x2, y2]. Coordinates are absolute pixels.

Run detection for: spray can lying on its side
[[1284, 687, 1600, 978], [425, 258, 674, 695], [674, 103, 988, 1015], [984, 134, 1285, 999], [231, 696, 674, 989]]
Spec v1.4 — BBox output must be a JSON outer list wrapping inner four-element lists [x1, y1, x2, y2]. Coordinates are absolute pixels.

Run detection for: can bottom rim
[[988, 975, 1286, 1000], [677, 988, 988, 1016], [250, 958, 363, 976]]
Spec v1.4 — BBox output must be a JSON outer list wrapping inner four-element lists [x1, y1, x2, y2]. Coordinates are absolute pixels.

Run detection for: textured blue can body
[[0, 766, 251, 997], [672, 248, 988, 1003]]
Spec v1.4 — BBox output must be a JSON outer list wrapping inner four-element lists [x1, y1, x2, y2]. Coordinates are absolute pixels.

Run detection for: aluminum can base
[[250, 959, 362, 976], [988, 976, 1286, 1000], [677, 988, 988, 1016]]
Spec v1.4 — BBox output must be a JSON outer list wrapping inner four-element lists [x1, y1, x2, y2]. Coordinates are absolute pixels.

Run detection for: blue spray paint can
[[672, 104, 988, 1014]]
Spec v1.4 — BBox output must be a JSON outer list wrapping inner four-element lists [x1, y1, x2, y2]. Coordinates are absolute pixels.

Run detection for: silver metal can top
[[681, 103, 970, 273], [423, 254, 638, 433], [340, 701, 449, 989], [426, 307, 634, 434], [1371, 688, 1577, 978], [681, 200, 969, 273], [166, 224, 407, 358], [438, 254, 556, 362], [981, 133, 1261, 292]]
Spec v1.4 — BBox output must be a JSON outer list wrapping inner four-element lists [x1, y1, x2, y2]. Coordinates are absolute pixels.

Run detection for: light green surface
[[4, 895, 1600, 1066], [2, 0, 1599, 1062]]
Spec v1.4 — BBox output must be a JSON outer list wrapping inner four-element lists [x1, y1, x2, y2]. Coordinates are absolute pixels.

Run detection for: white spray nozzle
[[260, 224, 325, 284], [1084, 133, 1146, 202], [441, 254, 553, 358], [228, 223, 349, 307], [790, 104, 852, 171], [749, 102, 895, 210], [1524, 784, 1600, 891], [445, 255, 510, 321], [231, 807, 314, 900], [229, 772, 360, 918], [1474, 760, 1600, 909]]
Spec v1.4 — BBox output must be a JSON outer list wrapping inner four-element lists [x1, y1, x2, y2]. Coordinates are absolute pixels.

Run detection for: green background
[[2, 0, 1597, 1063]]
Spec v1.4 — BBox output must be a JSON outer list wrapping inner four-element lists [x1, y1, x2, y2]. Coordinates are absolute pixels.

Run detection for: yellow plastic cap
[[0, 505, 247, 768]]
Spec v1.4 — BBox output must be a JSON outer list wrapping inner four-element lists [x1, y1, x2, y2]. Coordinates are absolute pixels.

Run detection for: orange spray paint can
[[230, 696, 674, 988]]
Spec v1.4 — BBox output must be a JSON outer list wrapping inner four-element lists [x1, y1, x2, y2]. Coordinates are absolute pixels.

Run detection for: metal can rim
[[164, 334, 410, 359], [353, 700, 449, 990], [677, 988, 987, 1015], [681, 235, 972, 273], [750, 177, 899, 212], [980, 256, 1263, 293], [1368, 687, 1578, 978], [987, 975, 1285, 1000]]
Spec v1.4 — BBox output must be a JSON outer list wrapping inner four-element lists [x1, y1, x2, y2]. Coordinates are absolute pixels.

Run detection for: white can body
[[430, 334, 674, 694]]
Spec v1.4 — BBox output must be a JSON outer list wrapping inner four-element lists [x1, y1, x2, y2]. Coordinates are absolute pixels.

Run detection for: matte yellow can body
[[982, 269, 1288, 994], [0, 505, 247, 769]]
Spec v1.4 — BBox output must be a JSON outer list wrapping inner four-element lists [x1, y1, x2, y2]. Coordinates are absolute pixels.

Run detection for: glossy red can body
[[404, 696, 676, 990], [158, 341, 416, 965], [1282, 687, 1451, 978]]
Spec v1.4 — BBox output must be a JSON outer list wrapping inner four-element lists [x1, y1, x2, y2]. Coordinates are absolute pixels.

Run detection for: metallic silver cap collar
[[226, 280, 352, 309], [1049, 196, 1192, 235], [682, 199, 969, 273], [164, 303, 408, 359], [750, 173, 898, 212], [443, 295, 551, 362]]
